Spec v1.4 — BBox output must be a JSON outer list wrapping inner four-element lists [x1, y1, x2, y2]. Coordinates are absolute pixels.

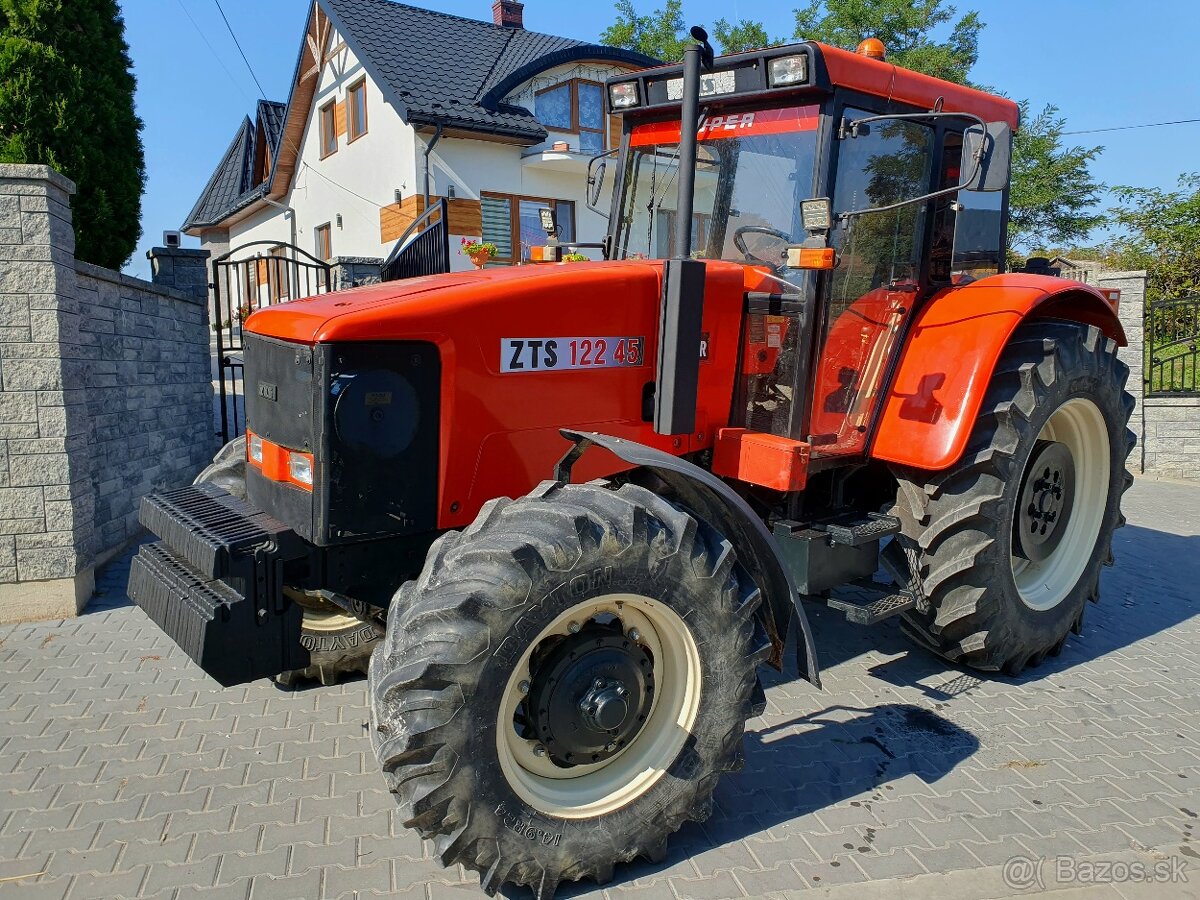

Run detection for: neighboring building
[[1047, 256, 1112, 283], [182, 0, 655, 282]]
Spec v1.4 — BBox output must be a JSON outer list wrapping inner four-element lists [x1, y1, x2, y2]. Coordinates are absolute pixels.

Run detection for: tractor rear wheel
[[368, 481, 767, 899], [893, 321, 1134, 674], [194, 437, 379, 685]]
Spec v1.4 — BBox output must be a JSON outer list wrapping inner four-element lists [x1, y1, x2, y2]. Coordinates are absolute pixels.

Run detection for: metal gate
[[212, 242, 332, 444], [381, 198, 449, 282], [1145, 293, 1200, 397]]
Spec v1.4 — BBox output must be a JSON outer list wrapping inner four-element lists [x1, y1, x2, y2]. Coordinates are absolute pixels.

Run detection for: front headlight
[[248, 433, 263, 463], [608, 81, 639, 110], [768, 55, 807, 87], [288, 452, 313, 486]]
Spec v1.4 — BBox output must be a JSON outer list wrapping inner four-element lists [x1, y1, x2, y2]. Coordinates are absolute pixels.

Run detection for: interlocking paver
[[2, 477, 1199, 900]]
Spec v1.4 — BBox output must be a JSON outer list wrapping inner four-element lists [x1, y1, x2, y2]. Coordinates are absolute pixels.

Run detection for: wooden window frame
[[534, 79, 607, 151], [268, 245, 291, 303], [315, 222, 332, 261], [319, 100, 338, 158], [481, 191, 577, 265], [347, 77, 368, 143]]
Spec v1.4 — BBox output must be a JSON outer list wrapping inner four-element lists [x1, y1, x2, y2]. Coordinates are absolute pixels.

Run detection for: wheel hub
[[526, 629, 654, 767], [1014, 439, 1076, 563]]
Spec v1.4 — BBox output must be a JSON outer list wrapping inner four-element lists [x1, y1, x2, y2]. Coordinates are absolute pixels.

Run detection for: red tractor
[[130, 31, 1133, 899]]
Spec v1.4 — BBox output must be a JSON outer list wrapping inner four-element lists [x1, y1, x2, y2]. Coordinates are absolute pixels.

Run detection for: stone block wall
[[1092, 269, 1200, 481], [331, 256, 383, 291], [1099, 271, 1148, 474], [0, 164, 215, 622], [1141, 392, 1200, 480], [73, 261, 214, 552]]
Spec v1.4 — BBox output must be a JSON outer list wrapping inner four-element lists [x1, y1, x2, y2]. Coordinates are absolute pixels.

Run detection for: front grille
[[243, 333, 317, 452]]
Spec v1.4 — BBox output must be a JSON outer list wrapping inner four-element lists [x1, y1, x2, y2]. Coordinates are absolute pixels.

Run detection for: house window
[[481, 192, 576, 264], [268, 246, 291, 303], [535, 79, 607, 153], [315, 222, 332, 260], [319, 101, 337, 158], [347, 78, 368, 142]]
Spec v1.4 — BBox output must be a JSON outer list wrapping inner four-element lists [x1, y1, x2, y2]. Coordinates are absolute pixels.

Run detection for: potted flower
[[562, 251, 589, 262], [460, 237, 498, 269]]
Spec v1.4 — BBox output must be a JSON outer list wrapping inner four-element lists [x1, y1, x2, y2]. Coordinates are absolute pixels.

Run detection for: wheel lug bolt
[[567, 621, 581, 634], [627, 628, 641, 642], [605, 741, 617, 752], [533, 744, 546, 757], [518, 680, 530, 695]]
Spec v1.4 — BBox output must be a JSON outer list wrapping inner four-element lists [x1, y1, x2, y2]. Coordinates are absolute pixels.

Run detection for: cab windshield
[[614, 104, 820, 263]]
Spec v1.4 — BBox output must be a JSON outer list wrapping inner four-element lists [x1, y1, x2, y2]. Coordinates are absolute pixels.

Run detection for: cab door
[[807, 108, 937, 457]]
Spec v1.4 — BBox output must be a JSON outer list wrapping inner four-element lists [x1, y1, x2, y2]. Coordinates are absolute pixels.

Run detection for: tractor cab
[[602, 38, 1016, 460]]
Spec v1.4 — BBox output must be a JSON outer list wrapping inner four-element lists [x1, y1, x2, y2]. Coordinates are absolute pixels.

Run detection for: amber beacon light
[[855, 38, 887, 60]]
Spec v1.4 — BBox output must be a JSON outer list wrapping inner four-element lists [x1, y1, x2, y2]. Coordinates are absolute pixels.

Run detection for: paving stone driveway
[[2, 477, 1200, 900]]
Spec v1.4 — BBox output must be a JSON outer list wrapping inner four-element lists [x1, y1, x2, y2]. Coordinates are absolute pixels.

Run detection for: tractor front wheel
[[893, 321, 1134, 675], [368, 481, 767, 899]]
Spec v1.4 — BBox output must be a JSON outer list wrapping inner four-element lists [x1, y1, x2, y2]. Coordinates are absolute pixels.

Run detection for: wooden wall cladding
[[379, 196, 483, 243]]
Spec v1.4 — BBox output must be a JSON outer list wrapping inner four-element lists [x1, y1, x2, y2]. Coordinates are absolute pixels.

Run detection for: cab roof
[[611, 40, 1020, 131]]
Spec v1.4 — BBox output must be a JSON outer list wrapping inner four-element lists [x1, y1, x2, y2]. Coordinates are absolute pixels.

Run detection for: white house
[[182, 0, 656, 281]]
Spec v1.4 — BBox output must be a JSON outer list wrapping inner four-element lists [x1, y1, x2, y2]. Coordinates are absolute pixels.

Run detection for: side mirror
[[961, 121, 1011, 192], [587, 158, 607, 209]]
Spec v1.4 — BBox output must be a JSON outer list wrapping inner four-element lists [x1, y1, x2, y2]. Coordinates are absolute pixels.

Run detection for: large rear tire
[[368, 481, 768, 899], [194, 437, 379, 685], [893, 321, 1134, 674]]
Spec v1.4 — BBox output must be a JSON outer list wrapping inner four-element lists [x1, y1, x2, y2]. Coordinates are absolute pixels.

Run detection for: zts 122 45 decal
[[501, 337, 645, 373]]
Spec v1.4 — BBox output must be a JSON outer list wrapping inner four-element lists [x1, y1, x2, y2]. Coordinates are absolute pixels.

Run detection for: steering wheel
[[733, 225, 792, 266]]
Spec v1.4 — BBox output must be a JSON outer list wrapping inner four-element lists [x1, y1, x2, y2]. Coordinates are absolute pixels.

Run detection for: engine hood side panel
[[245, 260, 749, 531]]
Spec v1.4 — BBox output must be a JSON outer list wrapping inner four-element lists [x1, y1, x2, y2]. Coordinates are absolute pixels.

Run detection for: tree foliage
[[710, 18, 775, 55], [1110, 174, 1200, 301], [0, 0, 145, 269], [791, 0, 981, 84], [600, 0, 688, 62], [1007, 102, 1105, 252]]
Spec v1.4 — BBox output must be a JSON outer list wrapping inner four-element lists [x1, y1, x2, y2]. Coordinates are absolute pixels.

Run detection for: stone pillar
[[147, 246, 210, 304], [331, 256, 383, 291], [0, 164, 96, 621], [1094, 270, 1147, 474]]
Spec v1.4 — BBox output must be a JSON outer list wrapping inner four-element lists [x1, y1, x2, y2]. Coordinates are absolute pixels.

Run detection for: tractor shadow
[[540, 702, 977, 899], [802, 523, 1200, 691]]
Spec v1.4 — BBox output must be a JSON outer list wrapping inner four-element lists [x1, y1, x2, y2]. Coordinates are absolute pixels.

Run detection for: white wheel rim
[[1011, 398, 1110, 611], [284, 588, 363, 632], [496, 593, 702, 819]]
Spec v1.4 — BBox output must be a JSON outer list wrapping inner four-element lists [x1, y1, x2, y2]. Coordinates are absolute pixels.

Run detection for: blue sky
[[119, 0, 1200, 278]]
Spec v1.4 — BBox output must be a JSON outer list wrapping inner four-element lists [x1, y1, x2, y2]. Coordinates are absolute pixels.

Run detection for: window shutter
[[481, 195, 512, 260]]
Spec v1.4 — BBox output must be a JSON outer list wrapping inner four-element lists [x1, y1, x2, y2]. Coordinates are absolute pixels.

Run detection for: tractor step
[[826, 585, 917, 625], [815, 512, 901, 547]]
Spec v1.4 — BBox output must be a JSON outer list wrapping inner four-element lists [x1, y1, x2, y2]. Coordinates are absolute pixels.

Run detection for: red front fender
[[870, 274, 1125, 471]]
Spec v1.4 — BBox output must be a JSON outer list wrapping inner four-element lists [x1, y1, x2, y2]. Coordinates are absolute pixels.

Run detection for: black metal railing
[[381, 198, 450, 282], [1145, 293, 1200, 397], [211, 242, 332, 444]]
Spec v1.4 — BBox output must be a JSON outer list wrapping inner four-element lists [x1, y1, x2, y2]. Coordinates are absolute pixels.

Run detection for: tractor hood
[[244, 261, 684, 345]]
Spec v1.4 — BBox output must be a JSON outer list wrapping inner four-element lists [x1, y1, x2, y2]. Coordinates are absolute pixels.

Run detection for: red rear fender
[[870, 274, 1125, 471]]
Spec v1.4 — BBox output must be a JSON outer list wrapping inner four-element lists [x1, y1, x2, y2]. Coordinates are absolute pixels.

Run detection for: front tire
[[894, 321, 1134, 674], [368, 481, 767, 898]]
